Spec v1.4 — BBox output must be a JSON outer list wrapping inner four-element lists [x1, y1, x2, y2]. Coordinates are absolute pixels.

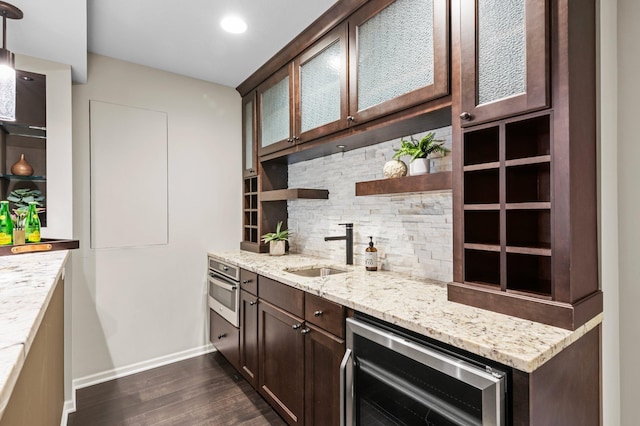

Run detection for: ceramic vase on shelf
[[269, 240, 286, 256], [409, 158, 430, 176], [11, 154, 34, 176], [383, 160, 407, 178]]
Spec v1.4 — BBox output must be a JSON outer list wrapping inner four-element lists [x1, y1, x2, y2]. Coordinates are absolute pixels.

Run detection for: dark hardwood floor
[[67, 352, 286, 426]]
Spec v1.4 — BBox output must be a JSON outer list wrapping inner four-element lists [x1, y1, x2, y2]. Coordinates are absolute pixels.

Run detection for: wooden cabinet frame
[[257, 63, 296, 157], [294, 23, 349, 143], [459, 0, 549, 126], [242, 92, 258, 178], [348, 0, 450, 123]]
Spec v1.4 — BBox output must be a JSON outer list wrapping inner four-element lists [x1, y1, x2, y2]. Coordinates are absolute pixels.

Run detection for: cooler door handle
[[340, 349, 353, 426]]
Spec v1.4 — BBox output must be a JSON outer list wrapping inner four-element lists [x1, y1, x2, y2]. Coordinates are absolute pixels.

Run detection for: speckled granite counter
[[209, 250, 602, 373], [0, 251, 69, 418]]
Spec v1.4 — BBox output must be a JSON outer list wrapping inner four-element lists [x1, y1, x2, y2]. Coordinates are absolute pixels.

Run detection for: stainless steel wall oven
[[341, 314, 510, 426], [207, 257, 240, 327]]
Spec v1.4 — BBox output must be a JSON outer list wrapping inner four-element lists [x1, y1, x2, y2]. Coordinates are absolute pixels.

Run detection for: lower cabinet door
[[240, 290, 259, 388], [210, 309, 240, 370], [304, 323, 345, 426], [258, 300, 305, 425]]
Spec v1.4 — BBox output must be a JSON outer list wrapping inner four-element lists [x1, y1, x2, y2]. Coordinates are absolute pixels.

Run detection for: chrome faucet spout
[[324, 223, 353, 265]]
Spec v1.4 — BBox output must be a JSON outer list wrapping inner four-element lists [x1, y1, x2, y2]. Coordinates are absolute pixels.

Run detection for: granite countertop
[[0, 250, 69, 419], [209, 250, 603, 373]]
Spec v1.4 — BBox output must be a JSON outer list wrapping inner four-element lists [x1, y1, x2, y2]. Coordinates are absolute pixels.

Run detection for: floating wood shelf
[[355, 171, 452, 196], [260, 188, 329, 202]]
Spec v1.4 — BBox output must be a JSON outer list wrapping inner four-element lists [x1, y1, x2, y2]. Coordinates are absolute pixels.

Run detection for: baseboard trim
[[60, 344, 216, 425]]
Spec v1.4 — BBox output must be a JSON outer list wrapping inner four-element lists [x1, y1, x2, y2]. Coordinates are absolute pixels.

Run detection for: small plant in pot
[[393, 132, 450, 175], [261, 221, 289, 256]]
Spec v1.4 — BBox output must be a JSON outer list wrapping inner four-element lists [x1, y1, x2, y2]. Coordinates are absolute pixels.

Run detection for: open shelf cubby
[[464, 249, 500, 287], [506, 253, 552, 297], [463, 126, 499, 166], [506, 162, 550, 203], [464, 210, 500, 246], [505, 115, 550, 160], [464, 169, 499, 204], [506, 209, 551, 251]]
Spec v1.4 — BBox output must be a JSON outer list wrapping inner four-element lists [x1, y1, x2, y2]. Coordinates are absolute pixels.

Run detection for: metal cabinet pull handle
[[347, 116, 355, 122], [217, 333, 226, 339], [314, 310, 323, 317], [242, 279, 252, 284], [287, 138, 294, 143], [293, 136, 300, 142], [459, 112, 473, 121], [222, 266, 229, 271], [249, 300, 257, 306], [292, 324, 302, 330], [301, 328, 311, 335]]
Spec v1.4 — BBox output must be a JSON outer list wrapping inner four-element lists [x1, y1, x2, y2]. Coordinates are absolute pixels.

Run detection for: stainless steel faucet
[[324, 223, 353, 265]]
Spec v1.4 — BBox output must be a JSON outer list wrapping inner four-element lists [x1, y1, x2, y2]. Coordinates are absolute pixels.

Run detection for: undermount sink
[[284, 266, 348, 277]]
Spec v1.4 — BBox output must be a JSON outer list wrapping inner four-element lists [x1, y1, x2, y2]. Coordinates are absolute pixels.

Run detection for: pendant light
[[0, 1, 22, 122]]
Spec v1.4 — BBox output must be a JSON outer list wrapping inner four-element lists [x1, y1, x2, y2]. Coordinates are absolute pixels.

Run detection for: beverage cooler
[[341, 314, 510, 426]]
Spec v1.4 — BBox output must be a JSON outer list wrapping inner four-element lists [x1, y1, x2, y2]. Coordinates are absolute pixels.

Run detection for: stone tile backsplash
[[287, 126, 453, 282]]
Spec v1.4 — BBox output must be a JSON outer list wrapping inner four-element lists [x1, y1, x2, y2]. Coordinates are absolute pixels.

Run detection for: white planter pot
[[409, 158, 430, 175], [269, 240, 286, 256]]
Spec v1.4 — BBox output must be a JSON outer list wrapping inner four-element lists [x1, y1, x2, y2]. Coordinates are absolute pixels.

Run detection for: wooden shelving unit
[[355, 171, 452, 196], [260, 188, 329, 202], [459, 112, 552, 296], [241, 176, 264, 253]]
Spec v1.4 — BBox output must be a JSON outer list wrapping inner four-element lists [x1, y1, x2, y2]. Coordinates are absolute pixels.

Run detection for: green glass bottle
[[25, 202, 41, 243], [0, 201, 13, 245]]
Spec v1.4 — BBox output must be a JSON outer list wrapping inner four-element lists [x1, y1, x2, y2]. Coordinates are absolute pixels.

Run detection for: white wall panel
[[90, 101, 168, 249]]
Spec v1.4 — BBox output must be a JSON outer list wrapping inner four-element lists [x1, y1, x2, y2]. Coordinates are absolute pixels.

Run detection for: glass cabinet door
[[295, 24, 348, 142], [257, 65, 294, 157], [349, 0, 449, 123], [242, 93, 256, 177], [459, 0, 549, 126]]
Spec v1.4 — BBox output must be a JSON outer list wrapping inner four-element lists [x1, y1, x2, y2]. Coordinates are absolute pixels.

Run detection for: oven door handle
[[209, 274, 238, 291], [340, 348, 353, 426]]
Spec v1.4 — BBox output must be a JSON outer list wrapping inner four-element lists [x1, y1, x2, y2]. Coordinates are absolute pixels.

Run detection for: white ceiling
[[4, 0, 339, 88]]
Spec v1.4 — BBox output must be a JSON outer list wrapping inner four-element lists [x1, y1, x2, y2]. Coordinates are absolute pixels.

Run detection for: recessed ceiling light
[[220, 15, 247, 34]]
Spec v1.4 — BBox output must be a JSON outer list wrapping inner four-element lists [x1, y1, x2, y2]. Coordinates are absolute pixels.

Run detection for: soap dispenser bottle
[[365, 236, 378, 271]]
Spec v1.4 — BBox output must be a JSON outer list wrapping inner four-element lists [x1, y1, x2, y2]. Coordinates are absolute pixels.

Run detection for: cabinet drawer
[[305, 293, 345, 338], [210, 309, 239, 369], [240, 269, 258, 295], [258, 276, 304, 318]]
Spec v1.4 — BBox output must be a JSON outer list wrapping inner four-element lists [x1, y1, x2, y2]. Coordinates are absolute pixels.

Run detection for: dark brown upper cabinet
[[348, 0, 449, 124], [257, 64, 295, 157], [294, 23, 349, 143], [459, 0, 549, 126], [242, 92, 257, 177], [258, 24, 349, 157]]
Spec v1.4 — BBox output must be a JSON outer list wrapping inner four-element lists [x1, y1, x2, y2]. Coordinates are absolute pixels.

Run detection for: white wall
[[616, 0, 639, 424], [598, 1, 621, 425], [71, 54, 241, 381]]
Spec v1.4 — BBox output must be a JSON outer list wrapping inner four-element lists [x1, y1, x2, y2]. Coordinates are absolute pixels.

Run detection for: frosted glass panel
[[261, 76, 290, 147], [357, 0, 434, 112], [244, 100, 254, 170], [300, 40, 342, 132], [478, 0, 526, 105]]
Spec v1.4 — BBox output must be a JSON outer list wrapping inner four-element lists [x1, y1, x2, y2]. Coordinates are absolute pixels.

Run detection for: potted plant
[[392, 132, 450, 175], [261, 221, 289, 256]]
